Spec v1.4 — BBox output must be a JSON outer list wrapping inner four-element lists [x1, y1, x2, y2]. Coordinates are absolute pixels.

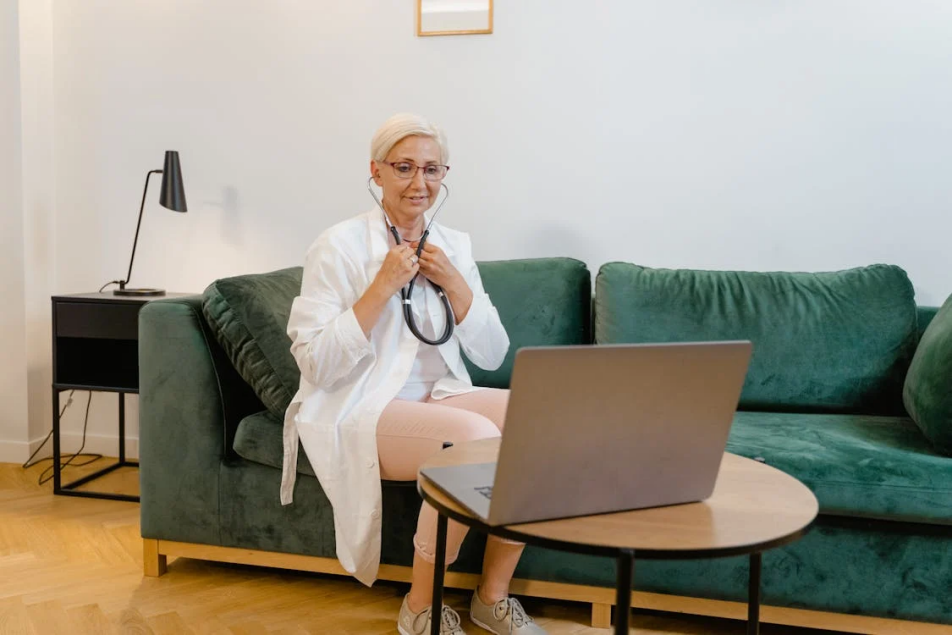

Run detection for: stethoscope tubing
[[367, 178, 454, 346]]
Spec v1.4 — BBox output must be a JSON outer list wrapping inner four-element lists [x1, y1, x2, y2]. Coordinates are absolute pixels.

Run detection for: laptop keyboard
[[475, 486, 493, 500]]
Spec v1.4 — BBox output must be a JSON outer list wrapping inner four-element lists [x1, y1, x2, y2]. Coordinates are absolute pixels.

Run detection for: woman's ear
[[370, 160, 383, 186]]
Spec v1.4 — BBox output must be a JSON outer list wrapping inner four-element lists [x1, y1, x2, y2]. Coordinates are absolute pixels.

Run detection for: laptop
[[420, 341, 752, 526]]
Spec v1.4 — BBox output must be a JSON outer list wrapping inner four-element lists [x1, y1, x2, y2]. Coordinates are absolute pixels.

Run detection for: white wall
[[20, 0, 55, 455], [10, 1, 952, 456], [0, 0, 30, 463]]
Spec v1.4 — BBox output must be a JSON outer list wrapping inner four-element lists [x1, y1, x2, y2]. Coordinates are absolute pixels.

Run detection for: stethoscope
[[367, 177, 455, 346]]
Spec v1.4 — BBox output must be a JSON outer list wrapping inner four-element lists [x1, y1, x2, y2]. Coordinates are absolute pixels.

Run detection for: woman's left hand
[[410, 241, 463, 290], [410, 240, 474, 323]]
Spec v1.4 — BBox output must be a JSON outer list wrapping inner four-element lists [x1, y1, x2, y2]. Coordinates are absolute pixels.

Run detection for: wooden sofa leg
[[143, 539, 167, 577], [592, 602, 612, 629]]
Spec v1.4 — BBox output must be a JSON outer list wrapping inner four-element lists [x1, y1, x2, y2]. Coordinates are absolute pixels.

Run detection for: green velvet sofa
[[139, 258, 952, 633]]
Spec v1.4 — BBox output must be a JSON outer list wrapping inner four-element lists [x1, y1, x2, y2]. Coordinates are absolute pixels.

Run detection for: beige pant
[[377, 388, 521, 564]]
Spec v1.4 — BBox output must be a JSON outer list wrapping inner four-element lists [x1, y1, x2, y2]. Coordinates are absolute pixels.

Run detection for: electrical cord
[[21, 389, 74, 469], [22, 391, 103, 486], [99, 280, 122, 292]]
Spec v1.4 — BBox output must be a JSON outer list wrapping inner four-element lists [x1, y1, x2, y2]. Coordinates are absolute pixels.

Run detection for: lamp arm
[[121, 169, 163, 290]]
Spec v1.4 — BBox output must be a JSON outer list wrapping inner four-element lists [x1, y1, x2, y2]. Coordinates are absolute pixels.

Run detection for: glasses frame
[[382, 161, 450, 182]]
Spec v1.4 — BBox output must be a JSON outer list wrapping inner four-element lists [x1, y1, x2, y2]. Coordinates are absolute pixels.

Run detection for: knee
[[446, 411, 501, 444]]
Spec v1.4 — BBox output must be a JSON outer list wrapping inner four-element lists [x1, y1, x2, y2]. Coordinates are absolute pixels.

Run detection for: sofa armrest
[[139, 296, 258, 545]]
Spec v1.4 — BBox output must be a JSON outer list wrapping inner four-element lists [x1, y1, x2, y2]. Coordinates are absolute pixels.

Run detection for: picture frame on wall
[[417, 0, 493, 36]]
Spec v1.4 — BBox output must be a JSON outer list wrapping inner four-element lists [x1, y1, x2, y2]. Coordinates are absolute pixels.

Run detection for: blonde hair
[[370, 113, 449, 164]]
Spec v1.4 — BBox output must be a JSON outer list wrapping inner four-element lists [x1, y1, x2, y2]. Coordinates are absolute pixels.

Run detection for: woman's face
[[371, 135, 443, 223]]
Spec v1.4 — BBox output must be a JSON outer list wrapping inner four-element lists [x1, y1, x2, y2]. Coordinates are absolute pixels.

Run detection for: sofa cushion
[[918, 305, 940, 341], [233, 409, 316, 476], [236, 407, 952, 524], [903, 295, 952, 455], [202, 267, 303, 417], [464, 258, 592, 388], [726, 411, 952, 524], [595, 263, 918, 415]]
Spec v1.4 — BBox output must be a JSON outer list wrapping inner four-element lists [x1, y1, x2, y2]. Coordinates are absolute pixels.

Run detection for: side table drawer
[[55, 301, 142, 340]]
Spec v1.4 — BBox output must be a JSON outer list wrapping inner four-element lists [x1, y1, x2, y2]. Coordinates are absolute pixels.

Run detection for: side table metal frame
[[51, 384, 140, 503]]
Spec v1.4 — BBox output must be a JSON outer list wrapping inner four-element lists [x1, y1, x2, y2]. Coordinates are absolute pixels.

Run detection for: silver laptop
[[420, 341, 752, 526]]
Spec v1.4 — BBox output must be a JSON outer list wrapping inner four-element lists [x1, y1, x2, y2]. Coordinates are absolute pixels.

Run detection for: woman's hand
[[410, 241, 461, 290], [372, 244, 420, 297], [354, 244, 419, 337], [411, 241, 474, 324]]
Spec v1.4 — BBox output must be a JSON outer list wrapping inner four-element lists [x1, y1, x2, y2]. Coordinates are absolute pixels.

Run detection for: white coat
[[281, 207, 510, 586]]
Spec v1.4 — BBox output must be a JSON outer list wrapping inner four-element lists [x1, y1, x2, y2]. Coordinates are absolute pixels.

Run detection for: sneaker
[[397, 594, 467, 635], [469, 588, 547, 634]]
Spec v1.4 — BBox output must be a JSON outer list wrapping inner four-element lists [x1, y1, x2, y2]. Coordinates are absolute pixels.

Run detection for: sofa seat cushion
[[203, 267, 304, 417], [233, 410, 431, 488], [234, 410, 316, 477], [595, 263, 918, 415], [903, 294, 952, 455], [237, 407, 952, 524], [727, 411, 952, 524]]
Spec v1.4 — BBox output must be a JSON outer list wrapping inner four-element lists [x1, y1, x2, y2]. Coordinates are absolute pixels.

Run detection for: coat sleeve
[[452, 234, 510, 371], [287, 234, 375, 388]]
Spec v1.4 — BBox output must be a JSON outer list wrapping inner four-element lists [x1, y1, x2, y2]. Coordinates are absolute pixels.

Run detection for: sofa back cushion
[[202, 267, 304, 417], [203, 258, 592, 417], [903, 294, 952, 455], [464, 258, 592, 388], [595, 263, 918, 414]]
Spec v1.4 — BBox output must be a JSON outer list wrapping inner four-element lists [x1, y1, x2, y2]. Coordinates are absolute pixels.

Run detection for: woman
[[282, 113, 547, 635]]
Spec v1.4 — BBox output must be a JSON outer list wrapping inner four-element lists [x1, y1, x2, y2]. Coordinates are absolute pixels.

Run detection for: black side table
[[51, 292, 193, 502]]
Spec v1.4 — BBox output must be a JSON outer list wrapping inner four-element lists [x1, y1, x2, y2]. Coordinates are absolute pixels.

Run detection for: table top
[[418, 438, 819, 559], [52, 292, 197, 303]]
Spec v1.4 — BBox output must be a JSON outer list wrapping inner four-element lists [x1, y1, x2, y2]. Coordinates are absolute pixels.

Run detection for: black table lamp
[[114, 150, 188, 296]]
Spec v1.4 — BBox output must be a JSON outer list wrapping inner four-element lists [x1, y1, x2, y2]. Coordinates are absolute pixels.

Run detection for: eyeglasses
[[382, 161, 450, 182]]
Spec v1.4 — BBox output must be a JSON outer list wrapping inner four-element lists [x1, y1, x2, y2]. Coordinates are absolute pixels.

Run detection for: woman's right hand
[[354, 244, 420, 338], [371, 244, 420, 297]]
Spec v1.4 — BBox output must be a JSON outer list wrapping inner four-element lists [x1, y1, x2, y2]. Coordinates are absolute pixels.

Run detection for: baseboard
[[0, 432, 139, 464], [149, 540, 952, 635], [0, 439, 33, 464]]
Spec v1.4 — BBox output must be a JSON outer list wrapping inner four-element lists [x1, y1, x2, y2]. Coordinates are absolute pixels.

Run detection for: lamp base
[[113, 287, 166, 297]]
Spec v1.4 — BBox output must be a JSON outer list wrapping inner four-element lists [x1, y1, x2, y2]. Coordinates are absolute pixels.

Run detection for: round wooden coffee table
[[417, 438, 818, 635]]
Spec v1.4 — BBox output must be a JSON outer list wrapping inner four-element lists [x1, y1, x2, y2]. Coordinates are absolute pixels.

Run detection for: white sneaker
[[469, 588, 547, 634], [397, 594, 467, 635]]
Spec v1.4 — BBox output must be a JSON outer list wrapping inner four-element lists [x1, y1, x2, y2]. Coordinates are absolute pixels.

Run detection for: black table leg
[[748, 552, 762, 635], [118, 392, 126, 463], [52, 389, 61, 493], [615, 549, 634, 634], [431, 513, 448, 635]]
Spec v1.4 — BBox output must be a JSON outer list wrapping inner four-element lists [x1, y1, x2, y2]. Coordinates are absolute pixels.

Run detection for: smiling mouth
[[407, 196, 428, 202]]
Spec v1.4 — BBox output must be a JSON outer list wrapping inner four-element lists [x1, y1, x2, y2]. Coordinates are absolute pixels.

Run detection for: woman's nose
[[411, 167, 427, 186]]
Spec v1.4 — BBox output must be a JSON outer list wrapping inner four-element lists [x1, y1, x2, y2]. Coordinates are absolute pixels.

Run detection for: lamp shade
[[159, 150, 188, 212]]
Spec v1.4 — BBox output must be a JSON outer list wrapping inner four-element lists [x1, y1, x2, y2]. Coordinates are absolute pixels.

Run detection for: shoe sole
[[470, 613, 501, 634]]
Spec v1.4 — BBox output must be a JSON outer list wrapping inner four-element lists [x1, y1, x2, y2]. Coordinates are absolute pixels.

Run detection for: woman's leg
[[430, 389, 526, 604], [377, 398, 502, 613]]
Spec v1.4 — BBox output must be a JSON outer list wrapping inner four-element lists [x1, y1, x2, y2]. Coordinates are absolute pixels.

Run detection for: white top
[[282, 207, 510, 586], [396, 279, 452, 402]]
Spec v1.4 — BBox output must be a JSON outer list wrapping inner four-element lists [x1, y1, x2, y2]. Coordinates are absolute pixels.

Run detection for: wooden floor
[[2, 460, 838, 634]]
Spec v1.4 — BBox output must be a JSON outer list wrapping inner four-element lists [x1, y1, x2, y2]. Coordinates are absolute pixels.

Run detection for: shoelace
[[493, 597, 532, 630], [440, 605, 462, 633]]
